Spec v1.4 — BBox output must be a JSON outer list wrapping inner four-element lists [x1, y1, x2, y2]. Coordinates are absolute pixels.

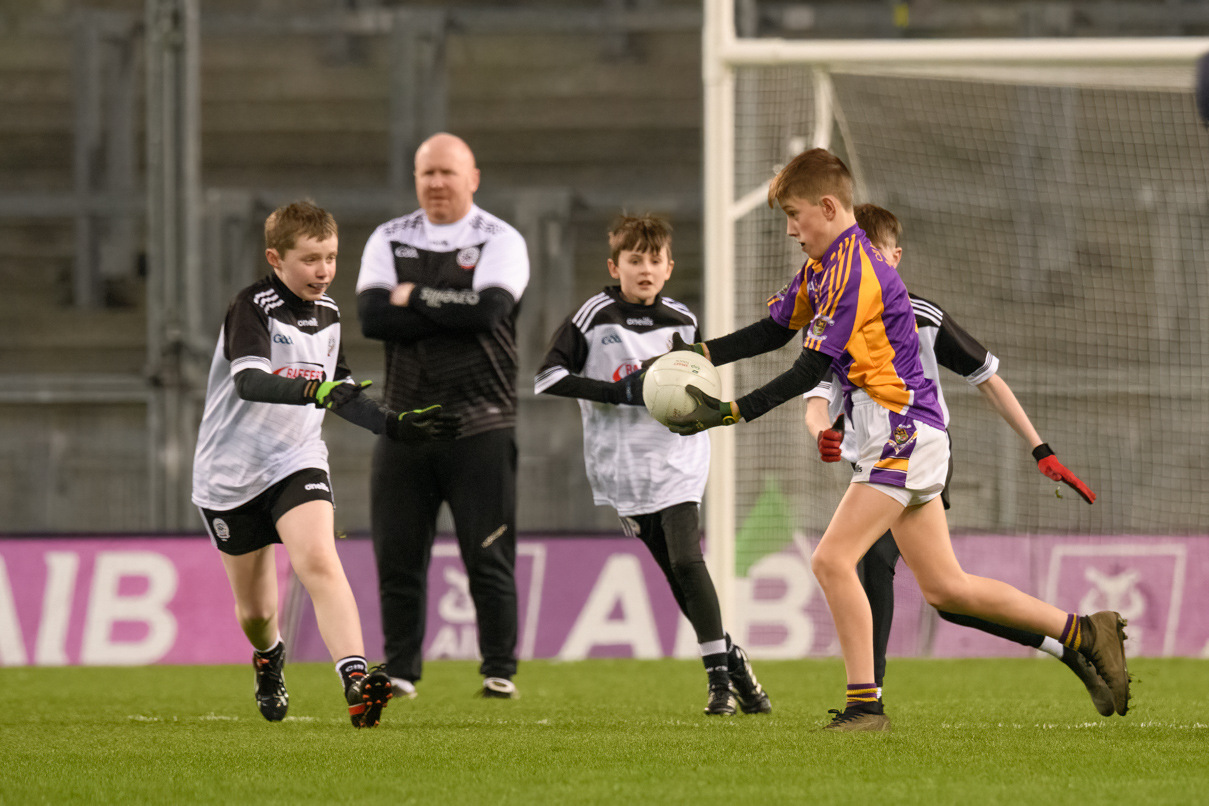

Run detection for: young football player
[[191, 201, 457, 727], [661, 149, 1130, 731], [803, 203, 1111, 717], [534, 214, 771, 716]]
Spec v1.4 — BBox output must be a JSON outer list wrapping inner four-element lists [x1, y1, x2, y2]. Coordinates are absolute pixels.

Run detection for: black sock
[[703, 651, 729, 688], [336, 655, 367, 693]]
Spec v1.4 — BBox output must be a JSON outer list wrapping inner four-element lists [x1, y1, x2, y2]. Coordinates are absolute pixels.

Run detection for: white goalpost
[[702, 0, 1209, 648]]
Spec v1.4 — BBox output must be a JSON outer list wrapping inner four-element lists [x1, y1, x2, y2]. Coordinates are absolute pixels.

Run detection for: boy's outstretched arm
[[927, 297, 1095, 504], [674, 317, 798, 366], [976, 374, 1096, 504], [534, 315, 645, 406], [666, 347, 831, 434]]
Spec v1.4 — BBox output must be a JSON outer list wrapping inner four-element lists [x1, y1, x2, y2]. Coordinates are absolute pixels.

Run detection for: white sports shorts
[[848, 390, 949, 508]]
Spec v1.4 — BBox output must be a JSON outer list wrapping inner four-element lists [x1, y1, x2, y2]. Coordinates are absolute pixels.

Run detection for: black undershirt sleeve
[[408, 285, 516, 332], [233, 368, 309, 405], [233, 369, 390, 434], [735, 347, 832, 422], [330, 393, 391, 435], [358, 288, 444, 343], [542, 375, 623, 405], [704, 317, 798, 366]]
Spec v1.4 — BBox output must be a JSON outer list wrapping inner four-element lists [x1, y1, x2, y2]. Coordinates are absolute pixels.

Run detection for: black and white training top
[[356, 204, 529, 438], [806, 293, 1000, 462], [192, 273, 351, 511], [536, 287, 709, 517]]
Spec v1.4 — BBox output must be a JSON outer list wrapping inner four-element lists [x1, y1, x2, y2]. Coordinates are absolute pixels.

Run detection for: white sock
[[1039, 636, 1064, 659], [699, 639, 728, 657]]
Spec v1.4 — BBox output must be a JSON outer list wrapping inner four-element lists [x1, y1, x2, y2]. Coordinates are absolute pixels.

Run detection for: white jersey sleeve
[[471, 226, 529, 301], [356, 225, 398, 295]]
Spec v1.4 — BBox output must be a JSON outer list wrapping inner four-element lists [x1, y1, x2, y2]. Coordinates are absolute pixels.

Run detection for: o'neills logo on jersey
[[456, 246, 480, 270], [274, 363, 326, 381], [612, 361, 642, 381], [305, 482, 330, 492], [626, 317, 653, 327], [297, 318, 318, 328]]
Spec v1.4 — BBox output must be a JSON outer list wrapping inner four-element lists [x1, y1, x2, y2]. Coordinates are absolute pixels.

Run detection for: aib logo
[[612, 361, 642, 381], [272, 334, 293, 345]]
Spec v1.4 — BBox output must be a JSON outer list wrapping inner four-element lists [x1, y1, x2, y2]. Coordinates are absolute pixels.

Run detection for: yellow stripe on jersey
[[803, 235, 856, 352], [874, 456, 910, 472]]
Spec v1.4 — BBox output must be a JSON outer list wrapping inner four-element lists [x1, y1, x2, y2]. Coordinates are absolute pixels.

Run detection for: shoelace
[[827, 708, 861, 725]]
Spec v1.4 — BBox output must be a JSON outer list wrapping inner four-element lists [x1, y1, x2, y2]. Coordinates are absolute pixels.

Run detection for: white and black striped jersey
[[192, 273, 351, 511], [535, 287, 709, 517], [807, 293, 999, 462], [356, 204, 529, 437]]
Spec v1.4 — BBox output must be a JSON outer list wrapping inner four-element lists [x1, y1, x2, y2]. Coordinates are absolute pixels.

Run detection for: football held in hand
[[642, 351, 722, 426]]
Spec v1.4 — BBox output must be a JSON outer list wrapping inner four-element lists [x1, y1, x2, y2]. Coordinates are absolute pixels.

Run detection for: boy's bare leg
[[891, 497, 1067, 638], [811, 483, 904, 686], [276, 500, 364, 662], [219, 545, 280, 651]]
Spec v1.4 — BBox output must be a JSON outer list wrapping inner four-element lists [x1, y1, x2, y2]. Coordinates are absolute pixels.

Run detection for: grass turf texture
[[2, 658, 1205, 805]]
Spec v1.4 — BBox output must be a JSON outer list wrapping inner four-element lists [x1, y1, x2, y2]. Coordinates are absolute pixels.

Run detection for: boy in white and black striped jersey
[[535, 214, 771, 717], [192, 201, 457, 727], [802, 203, 1108, 715]]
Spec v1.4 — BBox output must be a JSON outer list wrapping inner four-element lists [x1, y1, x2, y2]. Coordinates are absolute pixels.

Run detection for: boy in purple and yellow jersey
[[662, 148, 1131, 731]]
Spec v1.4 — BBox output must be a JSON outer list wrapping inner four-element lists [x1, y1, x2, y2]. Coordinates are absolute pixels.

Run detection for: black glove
[[641, 332, 706, 371], [666, 384, 739, 435], [606, 370, 646, 406], [303, 379, 371, 410], [384, 404, 461, 442]]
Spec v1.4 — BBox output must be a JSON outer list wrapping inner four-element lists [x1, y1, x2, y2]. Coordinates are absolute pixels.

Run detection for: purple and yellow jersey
[[766, 223, 945, 430]]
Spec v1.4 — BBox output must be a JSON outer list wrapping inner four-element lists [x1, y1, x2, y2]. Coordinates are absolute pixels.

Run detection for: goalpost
[[702, 0, 1209, 643]]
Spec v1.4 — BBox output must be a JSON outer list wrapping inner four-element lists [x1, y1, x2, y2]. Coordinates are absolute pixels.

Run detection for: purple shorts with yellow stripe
[[848, 391, 948, 507]]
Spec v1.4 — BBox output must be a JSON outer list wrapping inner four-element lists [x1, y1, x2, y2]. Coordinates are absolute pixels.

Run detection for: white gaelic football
[[642, 351, 722, 426]]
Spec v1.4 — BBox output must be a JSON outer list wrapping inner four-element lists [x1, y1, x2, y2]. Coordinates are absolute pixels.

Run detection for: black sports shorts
[[198, 468, 334, 556]]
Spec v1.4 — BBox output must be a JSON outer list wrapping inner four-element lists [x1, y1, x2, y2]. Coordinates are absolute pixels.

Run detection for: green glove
[[666, 384, 739, 435], [385, 404, 461, 442], [304, 379, 371, 410]]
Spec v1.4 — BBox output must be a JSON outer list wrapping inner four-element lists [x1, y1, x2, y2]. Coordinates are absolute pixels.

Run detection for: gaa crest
[[810, 315, 831, 338], [213, 518, 230, 541], [456, 246, 481, 270], [892, 426, 911, 445]]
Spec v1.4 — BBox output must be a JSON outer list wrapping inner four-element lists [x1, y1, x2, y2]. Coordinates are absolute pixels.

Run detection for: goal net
[[703, 8, 1209, 657]]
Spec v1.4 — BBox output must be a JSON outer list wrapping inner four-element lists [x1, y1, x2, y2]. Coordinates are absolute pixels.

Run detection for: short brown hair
[[854, 203, 902, 250], [767, 148, 854, 211], [265, 200, 337, 256], [608, 214, 673, 264]]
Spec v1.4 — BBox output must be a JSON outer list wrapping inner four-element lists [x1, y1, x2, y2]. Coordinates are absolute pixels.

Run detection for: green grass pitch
[[3, 658, 1206, 804]]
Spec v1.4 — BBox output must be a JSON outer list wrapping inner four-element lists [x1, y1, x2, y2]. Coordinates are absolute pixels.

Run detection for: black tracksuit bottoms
[[370, 428, 518, 683]]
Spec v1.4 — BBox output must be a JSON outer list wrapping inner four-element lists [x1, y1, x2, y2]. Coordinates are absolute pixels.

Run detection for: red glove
[[1033, 443, 1096, 504], [817, 415, 845, 463]]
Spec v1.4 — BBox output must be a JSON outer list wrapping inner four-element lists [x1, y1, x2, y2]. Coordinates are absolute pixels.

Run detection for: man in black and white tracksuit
[[357, 133, 529, 699]]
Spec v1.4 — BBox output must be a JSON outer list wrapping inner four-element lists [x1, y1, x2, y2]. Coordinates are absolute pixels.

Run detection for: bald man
[[357, 133, 530, 699]]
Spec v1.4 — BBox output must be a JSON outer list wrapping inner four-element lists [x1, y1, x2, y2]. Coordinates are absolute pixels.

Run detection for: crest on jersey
[[394, 245, 418, 259], [810, 315, 832, 338], [456, 246, 481, 270], [328, 334, 336, 356], [213, 518, 230, 541], [892, 426, 911, 445], [887, 426, 918, 455]]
